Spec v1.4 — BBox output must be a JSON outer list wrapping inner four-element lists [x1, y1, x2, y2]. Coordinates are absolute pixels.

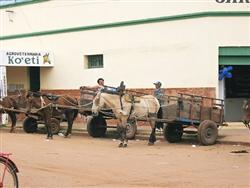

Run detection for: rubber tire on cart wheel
[[87, 115, 107, 137], [198, 120, 218, 146], [23, 117, 38, 133], [50, 118, 61, 134], [163, 123, 183, 143]]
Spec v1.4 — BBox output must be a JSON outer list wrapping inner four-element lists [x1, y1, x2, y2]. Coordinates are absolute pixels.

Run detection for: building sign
[[0, 51, 54, 67]]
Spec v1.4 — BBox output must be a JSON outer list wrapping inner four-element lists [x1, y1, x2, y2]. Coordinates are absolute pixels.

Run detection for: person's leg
[[155, 107, 162, 130]]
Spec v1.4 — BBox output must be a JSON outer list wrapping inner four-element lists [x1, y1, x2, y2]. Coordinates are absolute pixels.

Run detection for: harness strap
[[40, 96, 46, 107], [120, 95, 123, 110], [127, 95, 135, 120]]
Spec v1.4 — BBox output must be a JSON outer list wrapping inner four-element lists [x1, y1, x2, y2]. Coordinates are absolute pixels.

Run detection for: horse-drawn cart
[[157, 93, 225, 145], [88, 85, 225, 146], [22, 106, 67, 134], [0, 105, 62, 134], [0, 91, 79, 138], [1, 87, 225, 145]]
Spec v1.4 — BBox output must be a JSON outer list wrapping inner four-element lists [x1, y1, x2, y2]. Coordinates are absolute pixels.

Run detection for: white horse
[[92, 91, 160, 147]]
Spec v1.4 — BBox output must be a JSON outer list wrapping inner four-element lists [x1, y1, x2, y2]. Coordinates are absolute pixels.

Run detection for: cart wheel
[[50, 118, 61, 134], [198, 120, 218, 145], [87, 115, 107, 137], [23, 117, 38, 133], [163, 123, 183, 143], [125, 119, 137, 139]]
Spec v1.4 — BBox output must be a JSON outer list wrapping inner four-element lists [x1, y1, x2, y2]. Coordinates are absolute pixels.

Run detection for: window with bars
[[85, 54, 103, 69], [7, 84, 24, 92]]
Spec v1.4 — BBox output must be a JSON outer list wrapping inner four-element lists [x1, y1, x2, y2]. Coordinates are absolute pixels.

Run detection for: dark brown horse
[[0, 91, 28, 132], [26, 91, 78, 139], [242, 99, 250, 129]]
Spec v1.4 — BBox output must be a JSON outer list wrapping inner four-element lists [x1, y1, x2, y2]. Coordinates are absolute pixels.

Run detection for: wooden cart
[[158, 93, 225, 145]]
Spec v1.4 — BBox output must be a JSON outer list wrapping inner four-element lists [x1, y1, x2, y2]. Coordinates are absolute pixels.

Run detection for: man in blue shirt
[[153, 81, 164, 131]]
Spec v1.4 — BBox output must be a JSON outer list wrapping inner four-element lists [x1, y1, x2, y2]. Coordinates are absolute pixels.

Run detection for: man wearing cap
[[153, 81, 164, 131]]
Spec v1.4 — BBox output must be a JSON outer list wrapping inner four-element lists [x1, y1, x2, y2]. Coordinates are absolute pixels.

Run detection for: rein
[[120, 95, 123, 110], [40, 96, 46, 107]]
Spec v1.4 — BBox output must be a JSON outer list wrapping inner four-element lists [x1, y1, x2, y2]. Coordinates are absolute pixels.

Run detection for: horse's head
[[242, 99, 250, 129], [2, 90, 29, 109], [92, 91, 102, 116], [15, 90, 29, 108], [25, 91, 43, 111]]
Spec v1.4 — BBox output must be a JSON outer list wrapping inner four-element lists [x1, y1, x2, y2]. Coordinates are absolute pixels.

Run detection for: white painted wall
[[0, 1, 249, 92], [0, 0, 249, 35]]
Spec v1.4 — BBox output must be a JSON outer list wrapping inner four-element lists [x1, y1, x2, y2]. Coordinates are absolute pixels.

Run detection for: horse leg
[[122, 121, 128, 147], [8, 112, 17, 133], [119, 119, 128, 148], [117, 124, 124, 147], [148, 120, 156, 146], [64, 110, 73, 138], [120, 126, 128, 147], [44, 108, 53, 139]]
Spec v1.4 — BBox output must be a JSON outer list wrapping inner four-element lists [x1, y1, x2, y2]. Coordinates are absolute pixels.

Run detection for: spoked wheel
[[87, 115, 107, 137], [0, 157, 19, 188], [198, 120, 218, 145], [50, 118, 61, 134], [163, 123, 183, 143], [125, 119, 137, 139], [23, 117, 38, 133]]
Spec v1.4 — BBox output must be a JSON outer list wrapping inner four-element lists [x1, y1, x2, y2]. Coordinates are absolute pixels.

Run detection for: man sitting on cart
[[82, 78, 122, 95]]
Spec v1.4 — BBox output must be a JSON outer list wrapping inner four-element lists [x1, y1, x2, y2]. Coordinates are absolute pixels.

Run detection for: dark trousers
[[156, 107, 163, 129]]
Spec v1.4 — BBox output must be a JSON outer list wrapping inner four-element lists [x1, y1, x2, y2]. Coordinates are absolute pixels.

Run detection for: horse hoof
[[118, 143, 123, 147], [123, 144, 128, 148], [148, 142, 154, 146]]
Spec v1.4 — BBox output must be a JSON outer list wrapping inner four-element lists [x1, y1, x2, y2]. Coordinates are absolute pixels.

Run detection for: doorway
[[218, 47, 250, 122], [29, 67, 40, 92], [222, 65, 250, 121]]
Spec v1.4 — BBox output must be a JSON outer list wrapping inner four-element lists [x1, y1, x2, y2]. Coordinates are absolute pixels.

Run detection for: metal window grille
[[7, 84, 24, 92], [87, 55, 103, 69]]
